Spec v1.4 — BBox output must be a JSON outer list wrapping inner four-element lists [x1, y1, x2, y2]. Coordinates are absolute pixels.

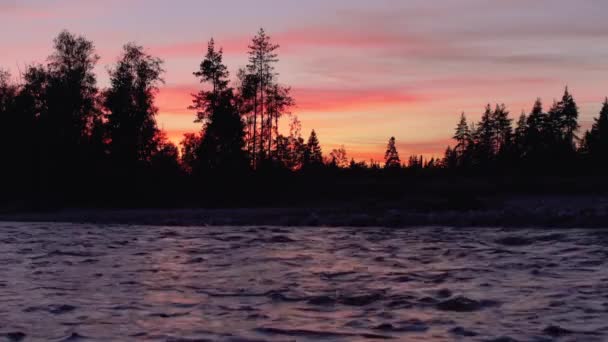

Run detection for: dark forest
[[1, 29, 608, 209]]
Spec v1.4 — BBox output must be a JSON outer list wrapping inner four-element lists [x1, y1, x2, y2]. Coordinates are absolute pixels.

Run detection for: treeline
[[441, 89, 608, 174], [0, 31, 177, 203], [0, 29, 362, 205], [1, 29, 608, 207]]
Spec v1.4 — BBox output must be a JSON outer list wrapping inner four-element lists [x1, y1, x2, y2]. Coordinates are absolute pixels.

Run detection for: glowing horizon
[[2, 0, 608, 161]]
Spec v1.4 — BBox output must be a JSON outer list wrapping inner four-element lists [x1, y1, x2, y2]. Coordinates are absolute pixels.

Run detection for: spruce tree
[[476, 104, 495, 163], [583, 98, 608, 164], [193, 39, 229, 107], [443, 146, 458, 169], [492, 104, 512, 156], [514, 111, 528, 157], [559, 87, 580, 149], [453, 112, 471, 156], [191, 39, 246, 173], [303, 129, 323, 167], [384, 136, 401, 169], [526, 98, 548, 157]]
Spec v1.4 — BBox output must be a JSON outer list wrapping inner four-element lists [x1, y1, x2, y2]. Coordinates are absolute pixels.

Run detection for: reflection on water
[[0, 223, 607, 341]]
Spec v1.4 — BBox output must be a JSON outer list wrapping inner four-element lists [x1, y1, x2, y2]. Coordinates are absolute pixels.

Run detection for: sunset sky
[[2, 0, 608, 161]]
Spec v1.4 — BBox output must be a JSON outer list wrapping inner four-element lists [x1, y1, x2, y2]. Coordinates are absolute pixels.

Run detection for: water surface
[[1, 223, 607, 341]]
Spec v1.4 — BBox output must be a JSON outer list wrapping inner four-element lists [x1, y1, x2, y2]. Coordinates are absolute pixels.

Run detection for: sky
[[2, 0, 608, 161]]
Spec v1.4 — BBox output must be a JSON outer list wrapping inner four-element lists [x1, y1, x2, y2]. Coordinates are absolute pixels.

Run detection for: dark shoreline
[[2, 195, 608, 228]]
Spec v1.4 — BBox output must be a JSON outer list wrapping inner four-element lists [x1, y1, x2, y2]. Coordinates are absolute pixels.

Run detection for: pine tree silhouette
[[384, 137, 401, 169]]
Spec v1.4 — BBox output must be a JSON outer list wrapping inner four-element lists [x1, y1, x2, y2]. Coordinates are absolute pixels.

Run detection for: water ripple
[[0, 223, 606, 341]]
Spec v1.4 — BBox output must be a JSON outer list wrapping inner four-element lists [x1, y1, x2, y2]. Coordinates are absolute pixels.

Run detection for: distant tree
[[235, 68, 258, 161], [408, 155, 424, 170], [547, 88, 579, 155], [180, 133, 202, 174], [513, 111, 528, 158], [104, 43, 164, 169], [190, 39, 229, 123], [195, 91, 247, 173], [349, 158, 367, 170], [0, 69, 17, 114], [276, 115, 306, 170], [0, 70, 21, 193], [150, 132, 181, 177], [475, 104, 495, 163], [369, 159, 381, 170], [453, 112, 471, 156], [329, 145, 348, 168], [582, 98, 608, 166], [247, 28, 280, 165], [265, 84, 294, 157], [303, 129, 323, 167], [559, 87, 580, 148], [470, 103, 512, 165], [384, 136, 401, 168], [525, 98, 549, 159], [492, 103, 512, 156], [195, 39, 229, 95], [443, 146, 458, 169]]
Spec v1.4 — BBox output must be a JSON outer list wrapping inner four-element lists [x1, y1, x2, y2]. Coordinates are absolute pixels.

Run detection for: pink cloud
[[293, 87, 426, 112], [156, 84, 199, 114], [148, 27, 420, 58]]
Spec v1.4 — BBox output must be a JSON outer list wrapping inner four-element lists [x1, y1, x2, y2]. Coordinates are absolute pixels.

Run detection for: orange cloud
[[157, 84, 425, 115], [156, 84, 198, 114], [293, 87, 425, 112]]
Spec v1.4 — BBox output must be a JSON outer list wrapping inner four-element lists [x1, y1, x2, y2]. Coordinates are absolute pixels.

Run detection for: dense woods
[[1, 29, 608, 207]]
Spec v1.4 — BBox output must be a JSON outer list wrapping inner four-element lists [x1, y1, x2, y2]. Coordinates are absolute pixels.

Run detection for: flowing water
[[0, 222, 607, 341]]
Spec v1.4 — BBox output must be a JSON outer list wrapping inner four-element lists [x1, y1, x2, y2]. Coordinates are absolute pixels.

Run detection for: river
[[0, 223, 607, 341]]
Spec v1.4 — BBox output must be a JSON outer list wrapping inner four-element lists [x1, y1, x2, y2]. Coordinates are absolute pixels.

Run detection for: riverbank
[[1, 195, 607, 227]]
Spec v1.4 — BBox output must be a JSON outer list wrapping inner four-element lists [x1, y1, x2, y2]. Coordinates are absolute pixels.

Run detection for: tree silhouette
[[3, 29, 608, 207], [303, 129, 323, 167], [443, 146, 457, 169], [27, 31, 101, 196], [525, 98, 549, 161], [493, 104, 512, 157], [275, 115, 306, 170], [513, 111, 528, 159], [195, 39, 229, 96], [473, 104, 495, 165], [0, 70, 21, 193], [559, 87, 580, 149], [190, 39, 229, 123], [453, 113, 471, 155], [235, 68, 258, 161], [104, 43, 164, 171], [190, 39, 246, 174], [582, 98, 608, 167], [150, 131, 181, 178], [247, 28, 280, 166], [408, 155, 424, 170], [329, 145, 348, 168], [179, 133, 202, 174], [265, 84, 294, 159], [384, 137, 401, 169]]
